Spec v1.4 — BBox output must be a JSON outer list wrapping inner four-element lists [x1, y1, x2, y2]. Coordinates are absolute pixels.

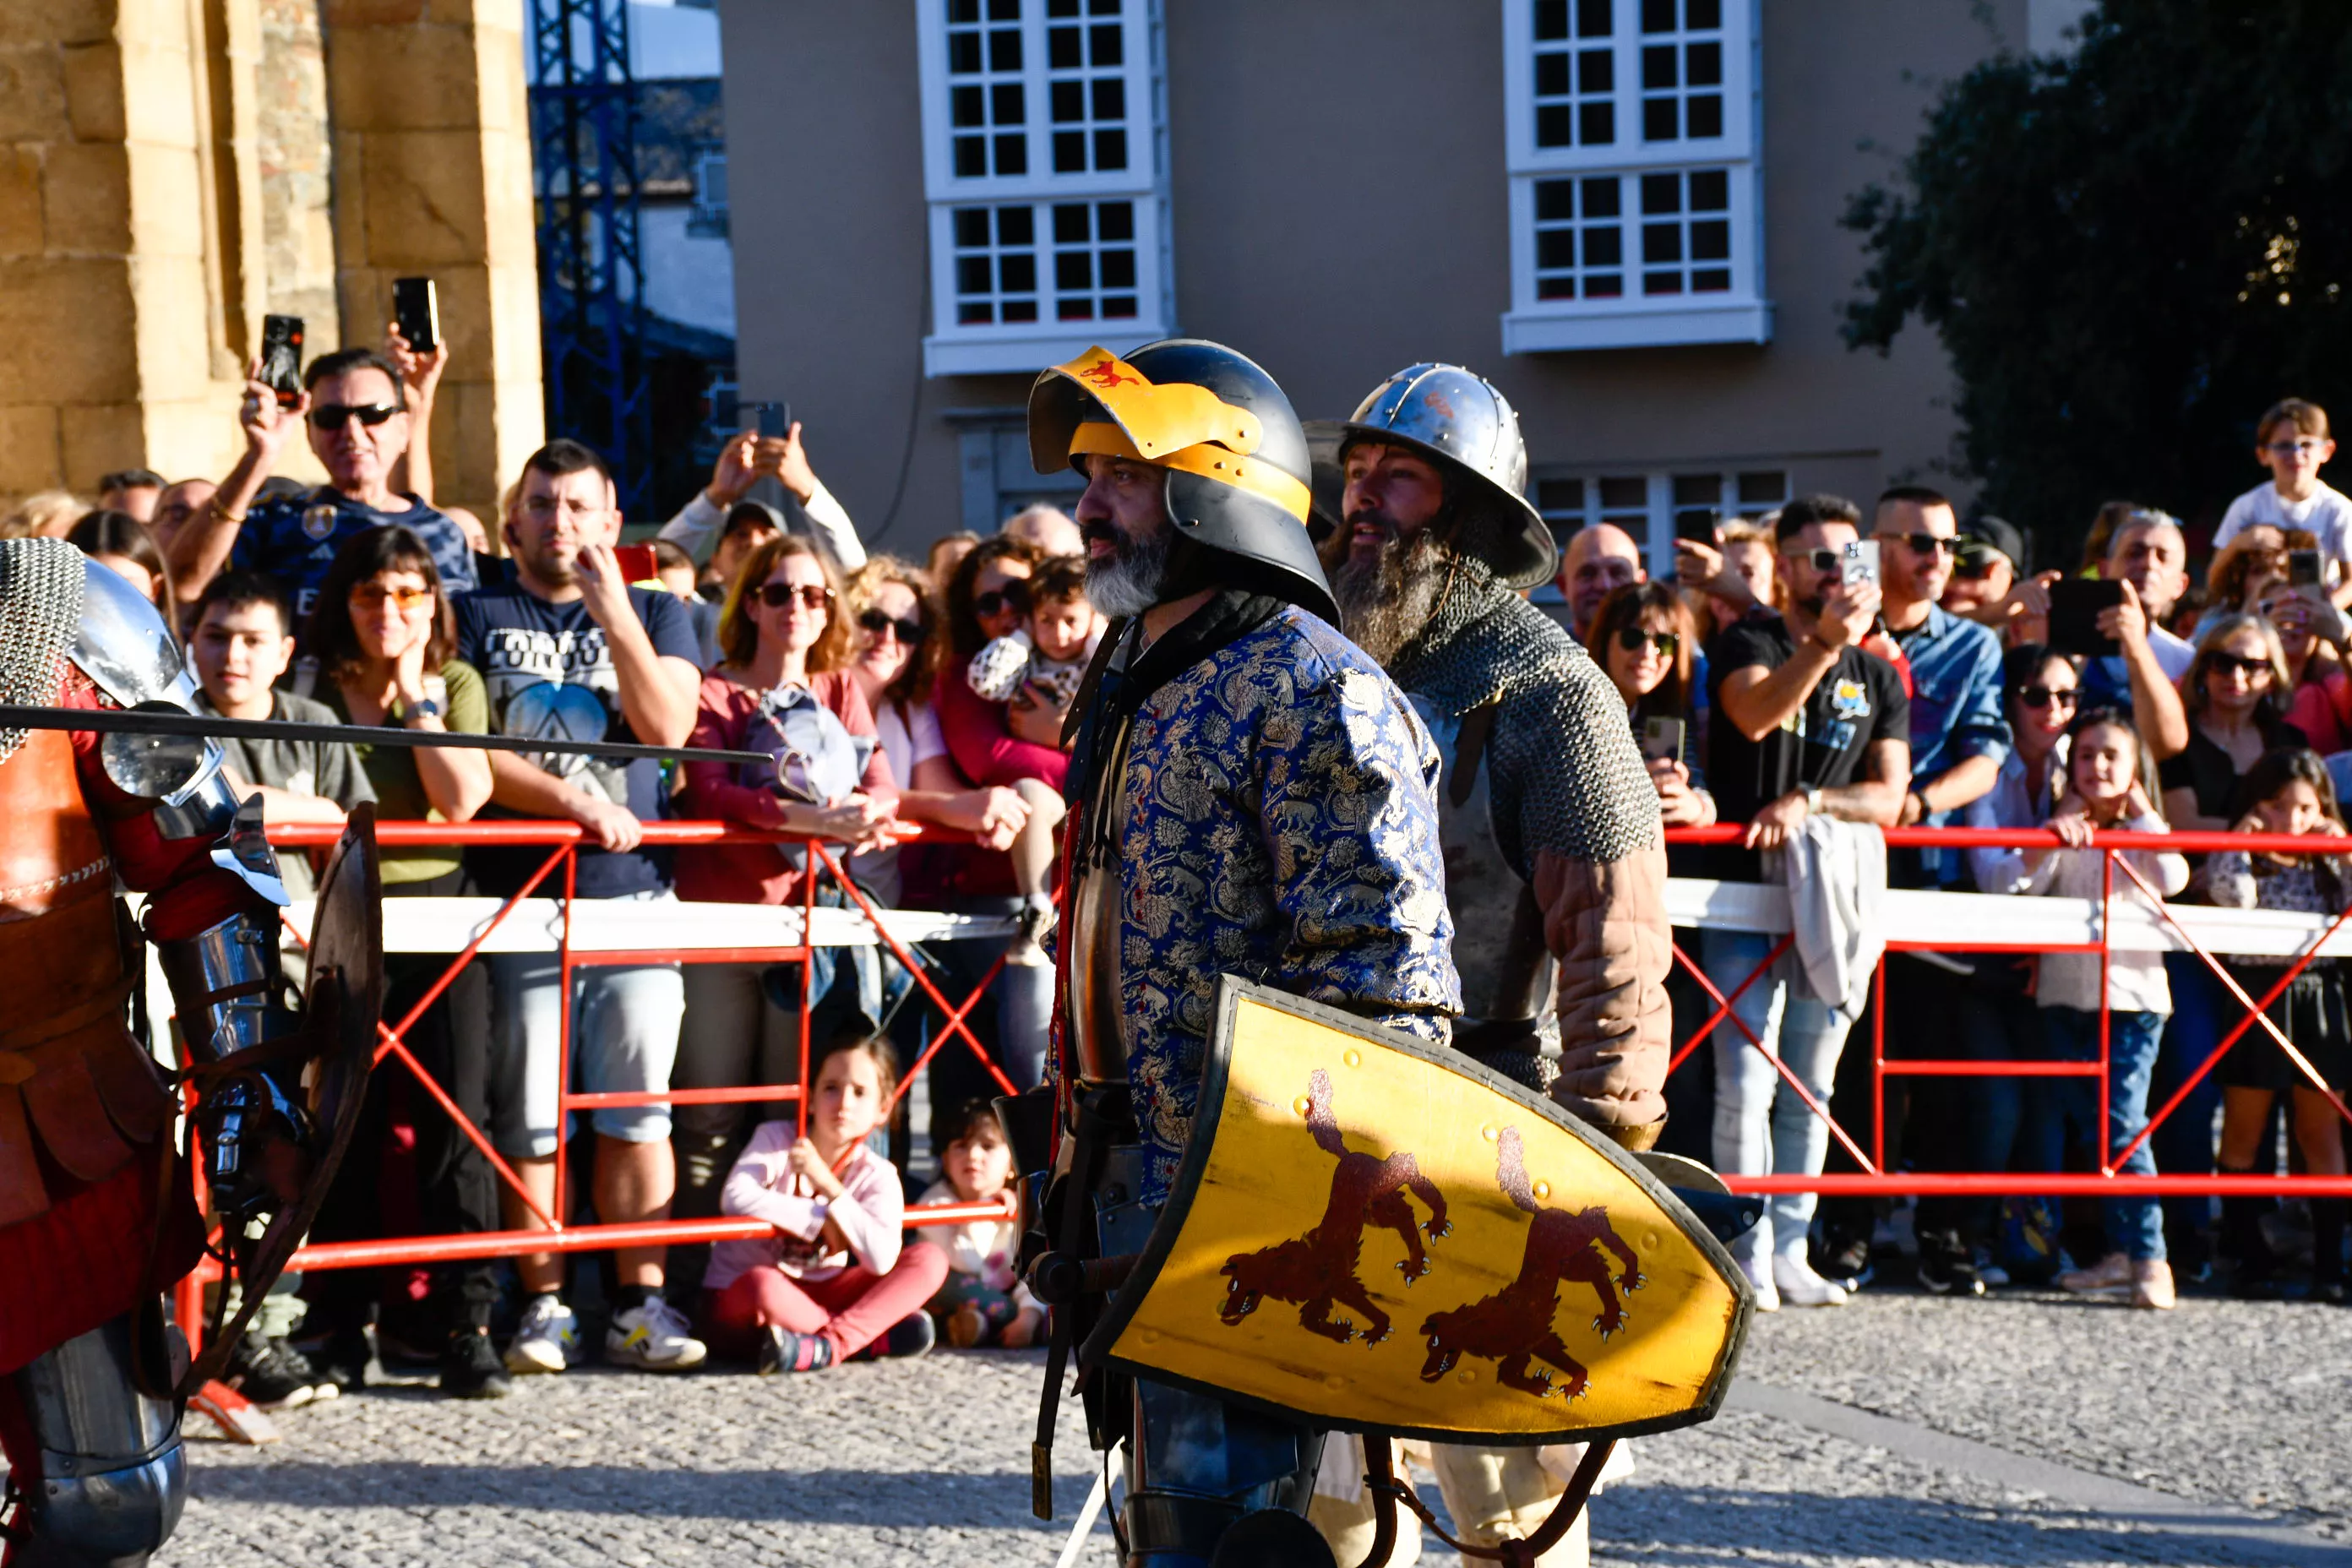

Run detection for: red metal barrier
[[1662, 823, 2352, 1200], [167, 821, 1032, 1309]]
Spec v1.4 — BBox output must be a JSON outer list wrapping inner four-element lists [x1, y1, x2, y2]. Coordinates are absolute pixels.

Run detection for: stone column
[[0, 0, 261, 504], [324, 0, 545, 520]]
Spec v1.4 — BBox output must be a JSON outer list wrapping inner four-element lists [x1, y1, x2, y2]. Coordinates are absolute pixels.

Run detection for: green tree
[[1843, 0, 2352, 560]]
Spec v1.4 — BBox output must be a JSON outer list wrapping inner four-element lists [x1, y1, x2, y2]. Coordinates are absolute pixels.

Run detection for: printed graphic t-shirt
[[455, 584, 699, 898], [1703, 614, 1910, 884], [231, 487, 476, 634]]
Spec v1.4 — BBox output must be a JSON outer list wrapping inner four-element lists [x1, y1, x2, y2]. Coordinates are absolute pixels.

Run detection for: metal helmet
[[1027, 339, 1337, 622], [1328, 363, 1554, 590]]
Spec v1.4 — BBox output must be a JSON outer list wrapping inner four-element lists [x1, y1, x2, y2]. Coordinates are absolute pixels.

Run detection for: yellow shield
[[1083, 977, 1753, 1444]]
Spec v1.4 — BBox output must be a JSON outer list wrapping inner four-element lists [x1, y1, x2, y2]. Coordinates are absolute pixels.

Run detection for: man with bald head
[[1000, 501, 1081, 557], [1558, 520, 1644, 641]]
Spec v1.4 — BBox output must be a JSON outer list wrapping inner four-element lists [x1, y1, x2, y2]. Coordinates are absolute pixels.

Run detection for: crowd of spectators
[[1603, 395, 2352, 1315], [15, 324, 2350, 1407]]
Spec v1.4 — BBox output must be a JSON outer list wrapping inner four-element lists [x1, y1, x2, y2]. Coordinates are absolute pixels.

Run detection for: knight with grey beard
[[1313, 365, 1670, 1119], [1309, 364, 1676, 1565]]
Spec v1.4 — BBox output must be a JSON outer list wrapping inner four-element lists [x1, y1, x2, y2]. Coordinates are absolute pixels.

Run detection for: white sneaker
[[1772, 1255, 1850, 1308], [1739, 1255, 1780, 1312], [607, 1297, 708, 1371], [504, 1294, 580, 1375]]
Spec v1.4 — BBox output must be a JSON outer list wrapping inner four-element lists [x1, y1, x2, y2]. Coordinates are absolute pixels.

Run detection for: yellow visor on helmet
[[1041, 347, 1314, 523]]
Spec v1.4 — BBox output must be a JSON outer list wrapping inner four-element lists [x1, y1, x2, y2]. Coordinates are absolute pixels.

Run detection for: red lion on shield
[[1079, 358, 1141, 389], [1217, 1069, 1451, 1346], [1417, 1127, 1644, 1401]]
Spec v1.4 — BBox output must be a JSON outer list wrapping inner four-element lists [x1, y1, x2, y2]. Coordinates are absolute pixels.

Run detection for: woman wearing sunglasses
[[302, 523, 505, 1392], [2161, 615, 2305, 834], [1587, 581, 1714, 828], [840, 556, 1032, 906], [672, 536, 899, 1255]]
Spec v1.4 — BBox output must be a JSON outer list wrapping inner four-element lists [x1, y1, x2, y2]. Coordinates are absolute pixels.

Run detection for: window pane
[[1642, 44, 1678, 90], [1692, 267, 1731, 291], [1099, 248, 1136, 287], [1050, 79, 1084, 121], [1690, 168, 1729, 210], [1582, 176, 1620, 217], [1687, 0, 1720, 25], [1048, 0, 1078, 14], [958, 300, 994, 324], [1056, 251, 1093, 289], [1686, 95, 1723, 139], [1585, 272, 1622, 297], [986, 0, 1016, 18], [1097, 200, 1135, 240], [994, 132, 1026, 174], [952, 84, 984, 126], [1690, 218, 1729, 261], [1672, 473, 1720, 506], [1090, 0, 1121, 13], [1091, 23, 1122, 64], [1536, 477, 1583, 512], [997, 205, 1033, 244], [1093, 77, 1125, 118], [1643, 270, 1683, 295], [1642, 222, 1683, 263], [991, 83, 1024, 124], [1053, 130, 1086, 172], [1583, 226, 1621, 265], [1599, 476, 1647, 509], [1537, 275, 1577, 300], [1094, 127, 1127, 169], [949, 31, 981, 72], [954, 136, 986, 177], [1536, 105, 1573, 147], [1686, 40, 1722, 86], [1004, 299, 1037, 323], [1534, 177, 1575, 221], [988, 27, 1021, 69], [1535, 50, 1571, 95], [1576, 0, 1611, 35], [999, 253, 1036, 292], [1103, 294, 1138, 318], [1579, 101, 1614, 144], [1534, 0, 1568, 41], [1053, 203, 1091, 242], [1736, 471, 1788, 505], [949, 0, 978, 23], [953, 206, 989, 247], [1578, 48, 1613, 91], [1642, 97, 1678, 141], [1048, 24, 1081, 68], [1537, 229, 1577, 269], [1641, 0, 1674, 32], [1058, 297, 1093, 320], [956, 257, 992, 295], [1641, 172, 1682, 213]]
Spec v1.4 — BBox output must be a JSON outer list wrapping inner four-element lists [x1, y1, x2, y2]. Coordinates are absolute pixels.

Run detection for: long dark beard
[[1084, 515, 1174, 618], [1331, 524, 1450, 667]]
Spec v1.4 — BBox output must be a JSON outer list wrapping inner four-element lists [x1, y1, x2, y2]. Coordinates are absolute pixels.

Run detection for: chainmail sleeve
[[0, 537, 86, 760]]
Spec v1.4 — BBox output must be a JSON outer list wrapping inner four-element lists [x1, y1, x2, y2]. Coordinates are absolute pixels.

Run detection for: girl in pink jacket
[[700, 1037, 948, 1373]]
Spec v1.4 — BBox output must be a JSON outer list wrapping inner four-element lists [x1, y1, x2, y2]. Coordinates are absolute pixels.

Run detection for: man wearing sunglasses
[[171, 345, 476, 632]]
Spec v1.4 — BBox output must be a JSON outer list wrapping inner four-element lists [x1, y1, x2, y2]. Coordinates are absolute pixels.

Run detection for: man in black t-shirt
[[457, 440, 709, 1382], [1699, 494, 1911, 1311]]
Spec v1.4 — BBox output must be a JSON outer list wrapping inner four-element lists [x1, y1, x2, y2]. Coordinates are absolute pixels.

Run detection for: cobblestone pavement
[[165, 1289, 2352, 1566]]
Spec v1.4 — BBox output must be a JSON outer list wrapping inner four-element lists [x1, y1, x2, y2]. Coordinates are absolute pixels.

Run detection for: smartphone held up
[[259, 315, 304, 407], [393, 277, 440, 355]]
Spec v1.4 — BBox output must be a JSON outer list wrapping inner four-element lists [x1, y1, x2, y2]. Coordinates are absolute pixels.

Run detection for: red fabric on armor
[[0, 1140, 199, 1376]]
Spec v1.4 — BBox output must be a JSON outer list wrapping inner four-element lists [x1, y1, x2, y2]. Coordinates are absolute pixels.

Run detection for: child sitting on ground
[[965, 554, 1103, 965], [919, 1101, 1043, 1349], [702, 1035, 950, 1373]]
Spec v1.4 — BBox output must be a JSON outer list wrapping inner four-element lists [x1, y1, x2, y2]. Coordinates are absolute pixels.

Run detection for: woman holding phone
[[1588, 581, 1714, 827]]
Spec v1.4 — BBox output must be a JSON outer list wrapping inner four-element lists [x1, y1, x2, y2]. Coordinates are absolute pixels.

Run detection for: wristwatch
[[1803, 786, 1824, 815], [403, 697, 442, 723]]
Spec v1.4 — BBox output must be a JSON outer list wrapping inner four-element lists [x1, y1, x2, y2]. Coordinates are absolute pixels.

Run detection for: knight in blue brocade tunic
[[1092, 606, 1460, 1203]]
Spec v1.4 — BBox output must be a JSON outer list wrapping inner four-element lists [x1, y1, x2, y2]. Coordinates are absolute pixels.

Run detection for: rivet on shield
[[1480, 1124, 1499, 1142], [1533, 1179, 1551, 1200], [1457, 1369, 1477, 1384], [1324, 1373, 1345, 1391], [1140, 1328, 1161, 1346], [1641, 1230, 1660, 1251], [1342, 1049, 1362, 1068], [1293, 1096, 1313, 1116]]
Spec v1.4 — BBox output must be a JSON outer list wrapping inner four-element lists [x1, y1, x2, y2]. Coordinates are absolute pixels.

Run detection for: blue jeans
[[1702, 927, 1854, 1270], [2028, 1007, 2167, 1263]]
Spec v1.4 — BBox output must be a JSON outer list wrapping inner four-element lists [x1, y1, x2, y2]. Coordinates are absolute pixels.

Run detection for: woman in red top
[[672, 536, 897, 1228]]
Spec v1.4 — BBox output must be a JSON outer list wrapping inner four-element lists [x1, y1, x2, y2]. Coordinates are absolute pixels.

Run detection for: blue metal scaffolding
[[528, 0, 652, 514]]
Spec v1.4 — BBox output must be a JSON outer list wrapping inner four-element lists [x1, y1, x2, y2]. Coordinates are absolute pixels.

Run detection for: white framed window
[[916, 0, 1173, 376], [688, 148, 728, 238], [1500, 0, 1767, 354], [1535, 466, 1788, 577]]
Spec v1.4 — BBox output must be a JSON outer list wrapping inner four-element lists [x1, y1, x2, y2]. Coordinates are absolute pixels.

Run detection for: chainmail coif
[[1388, 553, 1661, 879], [0, 537, 85, 764]]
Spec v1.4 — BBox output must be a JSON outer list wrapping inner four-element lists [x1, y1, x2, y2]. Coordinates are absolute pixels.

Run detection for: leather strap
[[0, 977, 133, 1056]]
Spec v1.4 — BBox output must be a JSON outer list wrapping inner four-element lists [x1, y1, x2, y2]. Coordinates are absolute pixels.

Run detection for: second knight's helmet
[[1321, 363, 1556, 591], [1026, 339, 1337, 622]]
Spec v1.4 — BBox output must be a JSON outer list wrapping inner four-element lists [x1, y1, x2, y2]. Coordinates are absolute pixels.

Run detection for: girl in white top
[[2017, 705, 2188, 1309]]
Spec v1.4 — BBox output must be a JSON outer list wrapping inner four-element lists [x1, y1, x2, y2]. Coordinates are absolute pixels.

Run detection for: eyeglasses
[[974, 584, 1032, 619], [1889, 532, 1957, 556], [2016, 686, 2078, 710], [859, 607, 926, 645], [349, 583, 433, 611], [2268, 438, 2326, 457], [1614, 626, 1679, 658], [2208, 651, 2274, 679], [309, 402, 401, 430], [756, 582, 834, 611]]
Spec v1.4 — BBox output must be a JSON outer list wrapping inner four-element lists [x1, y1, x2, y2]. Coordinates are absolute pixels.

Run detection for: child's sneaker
[[758, 1326, 836, 1375], [504, 1293, 580, 1375], [945, 1303, 988, 1348], [226, 1328, 339, 1410], [1003, 896, 1055, 968], [852, 1311, 937, 1363], [606, 1297, 708, 1371]]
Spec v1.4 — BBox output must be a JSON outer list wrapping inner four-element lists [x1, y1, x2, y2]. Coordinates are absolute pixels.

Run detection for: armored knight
[[1026, 340, 1458, 1568], [1312, 364, 1673, 1564], [0, 536, 362, 1566]]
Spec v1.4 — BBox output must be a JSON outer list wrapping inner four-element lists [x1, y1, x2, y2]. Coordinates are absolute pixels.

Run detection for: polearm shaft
[[0, 704, 771, 768]]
